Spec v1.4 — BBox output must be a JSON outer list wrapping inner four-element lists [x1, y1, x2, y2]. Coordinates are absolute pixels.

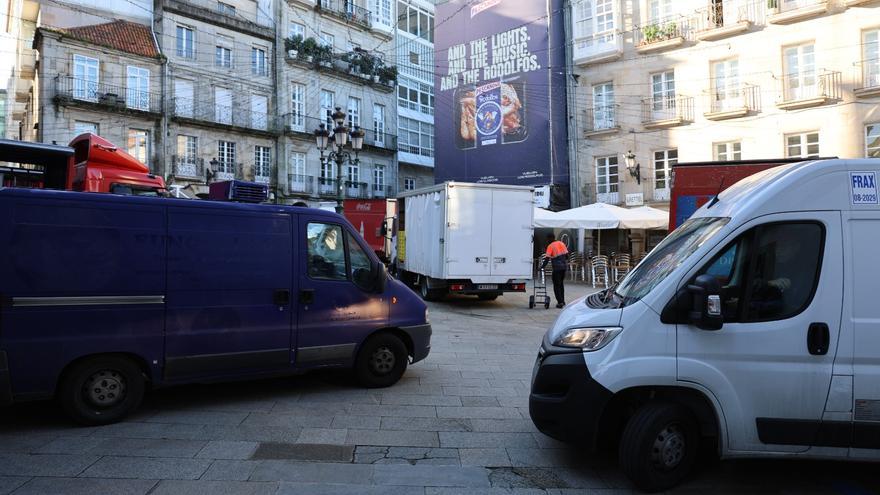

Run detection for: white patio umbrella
[[617, 205, 669, 230], [532, 203, 669, 254]]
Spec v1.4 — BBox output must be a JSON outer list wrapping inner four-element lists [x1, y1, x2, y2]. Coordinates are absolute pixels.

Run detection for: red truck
[[0, 133, 166, 195], [668, 158, 834, 230], [343, 198, 396, 261]]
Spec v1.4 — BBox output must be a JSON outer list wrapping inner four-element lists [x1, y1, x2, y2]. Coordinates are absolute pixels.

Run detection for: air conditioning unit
[[208, 180, 269, 203]]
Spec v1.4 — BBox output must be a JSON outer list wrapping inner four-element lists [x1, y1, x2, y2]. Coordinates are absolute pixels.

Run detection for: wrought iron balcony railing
[[55, 75, 161, 114], [172, 97, 280, 133]]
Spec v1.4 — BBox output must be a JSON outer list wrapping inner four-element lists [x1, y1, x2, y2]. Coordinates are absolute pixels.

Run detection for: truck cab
[[530, 159, 880, 491]]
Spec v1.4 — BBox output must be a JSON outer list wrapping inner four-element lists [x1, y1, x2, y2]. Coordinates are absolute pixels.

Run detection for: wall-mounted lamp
[[624, 150, 641, 185]]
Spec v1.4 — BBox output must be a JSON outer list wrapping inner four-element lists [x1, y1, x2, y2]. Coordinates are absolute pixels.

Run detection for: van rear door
[[163, 206, 294, 379]]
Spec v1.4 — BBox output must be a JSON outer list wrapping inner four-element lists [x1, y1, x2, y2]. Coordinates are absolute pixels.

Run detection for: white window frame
[[252, 46, 268, 76], [785, 131, 820, 158], [176, 135, 199, 177], [176, 25, 195, 59], [347, 97, 361, 129], [250, 94, 268, 131], [404, 177, 416, 191], [373, 103, 385, 146], [174, 79, 194, 118], [371, 0, 393, 30], [289, 22, 305, 40], [215, 87, 232, 125], [651, 70, 676, 118], [290, 82, 305, 132], [373, 164, 386, 196], [863, 29, 879, 89], [592, 82, 615, 130], [653, 148, 677, 193], [320, 32, 334, 49], [218, 1, 236, 15], [867, 124, 880, 158], [254, 146, 271, 183], [74, 120, 98, 138], [320, 89, 335, 126], [216, 45, 232, 68], [783, 43, 816, 102], [73, 54, 99, 102], [713, 141, 742, 161], [649, 0, 673, 23], [217, 140, 236, 179], [711, 58, 741, 112], [290, 152, 308, 192], [126, 66, 150, 111], [574, 0, 615, 50], [127, 129, 150, 167], [595, 155, 619, 202]]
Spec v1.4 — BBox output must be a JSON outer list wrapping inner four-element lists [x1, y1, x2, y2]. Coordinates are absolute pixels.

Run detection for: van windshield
[[614, 217, 730, 307]]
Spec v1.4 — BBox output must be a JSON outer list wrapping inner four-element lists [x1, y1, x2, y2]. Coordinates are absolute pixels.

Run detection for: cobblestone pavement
[[1, 282, 879, 494]]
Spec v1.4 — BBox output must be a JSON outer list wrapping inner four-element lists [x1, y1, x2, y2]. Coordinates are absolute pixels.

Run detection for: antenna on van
[[705, 177, 726, 209]]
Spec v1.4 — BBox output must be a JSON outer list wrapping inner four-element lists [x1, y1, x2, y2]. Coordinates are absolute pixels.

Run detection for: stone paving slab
[[248, 461, 371, 483], [0, 476, 30, 495], [78, 456, 212, 480], [11, 477, 158, 495], [0, 453, 99, 477], [200, 460, 260, 481], [196, 441, 260, 460], [149, 480, 279, 495], [372, 464, 491, 488]]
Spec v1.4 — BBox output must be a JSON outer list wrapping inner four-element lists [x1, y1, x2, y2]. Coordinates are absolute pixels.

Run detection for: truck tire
[[58, 356, 145, 426], [419, 278, 445, 301], [354, 333, 408, 388], [618, 402, 699, 493], [478, 293, 499, 301]]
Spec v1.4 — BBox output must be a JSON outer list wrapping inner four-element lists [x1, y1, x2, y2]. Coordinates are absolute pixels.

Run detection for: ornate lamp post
[[314, 107, 365, 214]]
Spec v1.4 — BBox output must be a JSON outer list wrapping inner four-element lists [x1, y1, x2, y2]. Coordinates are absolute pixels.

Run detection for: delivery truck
[[396, 182, 533, 301], [343, 198, 396, 261]]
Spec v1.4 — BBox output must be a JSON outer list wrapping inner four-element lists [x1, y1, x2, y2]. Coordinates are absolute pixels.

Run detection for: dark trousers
[[551, 268, 566, 305]]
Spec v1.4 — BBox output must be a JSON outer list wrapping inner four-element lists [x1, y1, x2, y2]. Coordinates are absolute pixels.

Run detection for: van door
[[489, 188, 533, 278], [164, 207, 294, 379], [677, 212, 842, 452], [296, 217, 387, 367], [446, 186, 492, 278]]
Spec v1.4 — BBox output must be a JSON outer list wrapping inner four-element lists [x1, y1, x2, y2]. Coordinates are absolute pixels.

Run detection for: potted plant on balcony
[[378, 65, 397, 86], [315, 44, 333, 68], [334, 52, 351, 72], [300, 37, 320, 64], [285, 35, 303, 59]]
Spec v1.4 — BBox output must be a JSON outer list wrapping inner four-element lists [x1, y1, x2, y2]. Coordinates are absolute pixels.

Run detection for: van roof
[[0, 187, 346, 221], [691, 158, 880, 222]]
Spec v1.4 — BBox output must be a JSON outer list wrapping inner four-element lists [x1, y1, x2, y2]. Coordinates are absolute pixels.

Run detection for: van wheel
[[618, 402, 699, 493], [58, 356, 145, 426], [354, 333, 408, 388]]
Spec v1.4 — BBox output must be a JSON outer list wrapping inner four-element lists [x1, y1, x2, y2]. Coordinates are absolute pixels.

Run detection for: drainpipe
[[563, 0, 581, 207], [273, 0, 284, 204], [151, 4, 169, 183]]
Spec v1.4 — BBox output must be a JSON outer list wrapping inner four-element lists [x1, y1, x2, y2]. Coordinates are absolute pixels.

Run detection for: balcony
[[171, 97, 281, 136], [768, 0, 828, 24], [161, 0, 273, 40], [635, 18, 690, 54], [54, 75, 161, 115], [288, 174, 315, 195], [252, 164, 276, 185], [854, 60, 880, 98], [652, 188, 671, 202], [317, 177, 337, 197], [704, 84, 760, 120], [316, 0, 372, 31], [345, 181, 370, 199], [583, 106, 620, 136], [693, 0, 763, 41], [370, 184, 396, 199], [641, 96, 694, 129], [171, 155, 205, 180], [776, 71, 841, 110], [208, 161, 242, 182], [283, 115, 398, 152], [596, 191, 620, 205], [283, 45, 397, 92], [572, 32, 622, 66]]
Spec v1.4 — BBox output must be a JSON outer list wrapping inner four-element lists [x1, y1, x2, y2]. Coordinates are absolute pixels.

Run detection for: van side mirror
[[374, 261, 387, 293], [687, 274, 723, 331]]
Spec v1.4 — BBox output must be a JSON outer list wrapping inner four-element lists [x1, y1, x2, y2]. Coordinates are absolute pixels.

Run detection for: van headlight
[[553, 327, 622, 351], [425, 309, 430, 324]]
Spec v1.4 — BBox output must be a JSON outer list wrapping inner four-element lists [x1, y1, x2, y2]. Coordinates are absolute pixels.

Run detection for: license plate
[[477, 284, 498, 290]]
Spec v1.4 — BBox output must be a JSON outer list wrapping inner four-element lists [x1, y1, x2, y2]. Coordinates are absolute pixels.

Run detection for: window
[[398, 117, 434, 157], [290, 83, 305, 131], [127, 129, 149, 166], [347, 97, 361, 129], [371, 0, 393, 30], [307, 223, 347, 280], [711, 59, 740, 112], [215, 87, 232, 125], [714, 141, 742, 161], [866, 124, 880, 158], [176, 25, 194, 59], [695, 222, 824, 322], [174, 79, 194, 117], [290, 151, 306, 178], [404, 177, 416, 191], [347, 163, 360, 183], [218, 1, 235, 15], [176, 135, 198, 177], [216, 45, 232, 68], [74, 120, 98, 137], [217, 140, 236, 177], [574, 0, 615, 49], [596, 155, 619, 195], [398, 1, 434, 41], [347, 232, 373, 290], [320, 90, 335, 127], [251, 94, 268, 130], [126, 66, 150, 111], [373, 165, 386, 195], [649, 0, 673, 22], [373, 104, 385, 146], [252, 47, 268, 76], [397, 76, 434, 115], [320, 32, 334, 49], [786, 131, 819, 158], [592, 82, 615, 130], [653, 149, 677, 190], [72, 54, 98, 101], [409, 51, 419, 65], [651, 70, 676, 118], [783, 43, 816, 101], [289, 22, 305, 40], [864, 30, 879, 88], [254, 146, 271, 182]]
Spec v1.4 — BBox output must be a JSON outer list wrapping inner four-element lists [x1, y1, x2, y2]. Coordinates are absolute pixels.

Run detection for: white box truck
[[396, 182, 534, 301]]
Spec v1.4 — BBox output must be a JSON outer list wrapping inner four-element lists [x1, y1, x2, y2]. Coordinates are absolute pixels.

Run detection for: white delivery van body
[[398, 182, 534, 300], [529, 159, 880, 491]]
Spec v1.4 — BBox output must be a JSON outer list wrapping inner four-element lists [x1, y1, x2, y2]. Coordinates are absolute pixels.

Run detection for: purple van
[[0, 188, 430, 425]]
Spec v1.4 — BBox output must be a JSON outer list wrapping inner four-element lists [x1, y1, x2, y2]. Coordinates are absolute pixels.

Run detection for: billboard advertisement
[[434, 0, 569, 196]]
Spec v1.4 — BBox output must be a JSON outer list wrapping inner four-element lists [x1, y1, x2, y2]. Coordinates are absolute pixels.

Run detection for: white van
[[529, 159, 880, 492]]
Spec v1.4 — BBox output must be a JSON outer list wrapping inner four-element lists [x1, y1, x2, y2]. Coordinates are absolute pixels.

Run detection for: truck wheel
[[354, 333, 408, 388], [419, 278, 445, 301], [478, 293, 499, 301], [528, 296, 535, 309], [58, 356, 145, 426], [618, 402, 699, 493]]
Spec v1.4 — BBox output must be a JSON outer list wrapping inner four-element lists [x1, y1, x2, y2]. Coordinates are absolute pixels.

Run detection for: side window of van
[[307, 223, 348, 280], [695, 222, 824, 323], [348, 233, 374, 290]]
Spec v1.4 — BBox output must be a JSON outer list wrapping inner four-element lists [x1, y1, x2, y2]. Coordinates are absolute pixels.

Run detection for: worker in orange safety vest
[[541, 233, 569, 308]]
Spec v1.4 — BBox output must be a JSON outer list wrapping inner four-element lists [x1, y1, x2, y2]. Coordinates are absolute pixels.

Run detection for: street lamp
[[624, 150, 641, 185], [315, 107, 365, 214]]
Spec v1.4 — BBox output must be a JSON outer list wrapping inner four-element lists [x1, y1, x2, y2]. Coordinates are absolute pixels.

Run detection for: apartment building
[[279, 0, 399, 205], [2, 0, 38, 141], [395, 0, 435, 192], [570, 0, 880, 210], [156, 0, 278, 195], [33, 19, 165, 170]]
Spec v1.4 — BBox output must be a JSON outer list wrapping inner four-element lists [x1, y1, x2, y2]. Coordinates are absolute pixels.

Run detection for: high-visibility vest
[[546, 240, 568, 259]]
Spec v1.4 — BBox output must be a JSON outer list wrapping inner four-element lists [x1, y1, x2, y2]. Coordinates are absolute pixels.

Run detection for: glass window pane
[[307, 223, 347, 280], [348, 233, 373, 289]]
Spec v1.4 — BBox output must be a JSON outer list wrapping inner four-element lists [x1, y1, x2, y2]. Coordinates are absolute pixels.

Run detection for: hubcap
[[83, 369, 126, 408], [651, 423, 686, 470], [369, 346, 396, 375]]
